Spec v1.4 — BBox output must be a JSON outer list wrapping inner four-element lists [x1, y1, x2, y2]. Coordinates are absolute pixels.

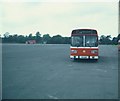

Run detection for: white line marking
[[95, 69, 107, 72], [48, 95, 58, 99]]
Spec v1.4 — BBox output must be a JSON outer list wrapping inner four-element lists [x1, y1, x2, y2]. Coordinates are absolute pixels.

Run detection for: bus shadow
[[71, 56, 107, 63], [72, 59, 99, 63]]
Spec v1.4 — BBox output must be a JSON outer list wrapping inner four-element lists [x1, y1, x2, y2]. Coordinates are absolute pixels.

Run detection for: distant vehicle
[[118, 40, 120, 51], [70, 29, 99, 60], [26, 40, 36, 44]]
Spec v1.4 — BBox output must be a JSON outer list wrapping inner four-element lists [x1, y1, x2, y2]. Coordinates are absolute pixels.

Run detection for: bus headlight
[[91, 50, 98, 54], [71, 50, 77, 54]]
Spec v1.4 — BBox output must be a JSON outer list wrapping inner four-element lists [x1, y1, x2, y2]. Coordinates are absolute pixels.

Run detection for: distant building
[[26, 40, 36, 44]]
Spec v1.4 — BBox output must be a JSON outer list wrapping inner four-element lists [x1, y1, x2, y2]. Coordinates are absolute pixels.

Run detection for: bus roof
[[71, 29, 98, 36]]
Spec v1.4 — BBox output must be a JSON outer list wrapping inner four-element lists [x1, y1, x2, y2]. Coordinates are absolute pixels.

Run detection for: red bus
[[70, 29, 99, 60]]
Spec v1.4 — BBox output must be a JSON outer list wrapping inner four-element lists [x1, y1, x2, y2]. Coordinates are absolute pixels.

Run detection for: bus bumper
[[70, 55, 98, 59]]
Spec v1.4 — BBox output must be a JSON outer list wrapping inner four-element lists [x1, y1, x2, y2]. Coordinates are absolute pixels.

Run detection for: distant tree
[[63, 37, 71, 44], [7, 35, 14, 43], [112, 37, 118, 45], [117, 34, 120, 40], [99, 35, 105, 44], [42, 34, 51, 44], [35, 31, 42, 43], [12, 34, 18, 43], [1, 33, 76, 44], [106, 35, 111, 40], [99, 35, 112, 44], [50, 35, 64, 44], [4, 32, 10, 38], [0, 34, 1, 43], [28, 33, 33, 40], [36, 31, 41, 37], [18, 35, 26, 43]]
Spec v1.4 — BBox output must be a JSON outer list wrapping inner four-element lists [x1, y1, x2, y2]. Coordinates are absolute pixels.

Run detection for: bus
[[70, 29, 99, 60]]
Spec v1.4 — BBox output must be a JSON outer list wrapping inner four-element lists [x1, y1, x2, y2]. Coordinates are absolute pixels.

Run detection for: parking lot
[[2, 44, 118, 99]]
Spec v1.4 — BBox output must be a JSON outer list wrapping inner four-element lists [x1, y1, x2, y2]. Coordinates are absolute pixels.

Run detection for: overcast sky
[[0, 0, 119, 37]]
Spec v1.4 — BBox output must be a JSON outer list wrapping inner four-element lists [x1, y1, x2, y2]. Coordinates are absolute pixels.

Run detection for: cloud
[[1, 0, 119, 2], [1, 1, 118, 37]]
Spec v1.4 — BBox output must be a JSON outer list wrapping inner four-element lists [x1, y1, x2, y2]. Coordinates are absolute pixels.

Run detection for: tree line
[[2, 32, 70, 44], [1, 31, 120, 45]]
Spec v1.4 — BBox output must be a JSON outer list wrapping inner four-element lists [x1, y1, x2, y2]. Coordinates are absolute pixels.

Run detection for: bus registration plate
[[80, 56, 88, 59]]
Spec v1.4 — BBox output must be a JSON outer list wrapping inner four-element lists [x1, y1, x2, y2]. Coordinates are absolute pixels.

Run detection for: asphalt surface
[[2, 44, 118, 99]]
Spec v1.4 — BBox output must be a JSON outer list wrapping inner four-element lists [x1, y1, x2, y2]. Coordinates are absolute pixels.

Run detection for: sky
[[0, 0, 119, 37]]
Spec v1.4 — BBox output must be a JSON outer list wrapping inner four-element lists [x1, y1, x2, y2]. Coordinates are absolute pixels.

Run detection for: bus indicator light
[[71, 50, 77, 54], [91, 50, 98, 54]]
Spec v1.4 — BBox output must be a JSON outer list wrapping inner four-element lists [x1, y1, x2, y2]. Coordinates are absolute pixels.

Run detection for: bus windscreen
[[85, 36, 98, 47], [71, 36, 83, 47], [71, 36, 98, 47]]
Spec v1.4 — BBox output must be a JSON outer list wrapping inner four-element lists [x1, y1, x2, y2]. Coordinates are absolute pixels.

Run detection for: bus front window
[[71, 36, 98, 47], [71, 36, 83, 47], [85, 36, 98, 47]]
